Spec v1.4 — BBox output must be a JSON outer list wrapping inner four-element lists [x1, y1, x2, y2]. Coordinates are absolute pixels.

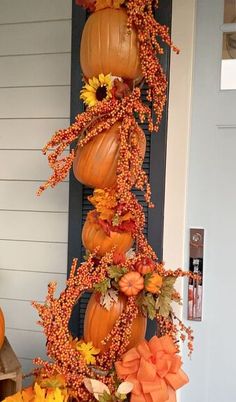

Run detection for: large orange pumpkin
[[73, 122, 146, 189], [0, 308, 5, 349], [80, 8, 142, 80], [84, 292, 147, 353], [82, 211, 133, 257]]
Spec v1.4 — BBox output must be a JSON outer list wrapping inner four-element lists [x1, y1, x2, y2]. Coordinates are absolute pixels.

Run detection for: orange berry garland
[[26, 1, 199, 402]]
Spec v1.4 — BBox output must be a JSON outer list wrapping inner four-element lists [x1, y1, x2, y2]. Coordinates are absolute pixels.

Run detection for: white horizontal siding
[[0, 181, 68, 211], [0, 118, 70, 149], [19, 358, 36, 381], [0, 87, 70, 118], [0, 0, 71, 371], [0, 20, 71, 56], [0, 270, 66, 301], [0, 0, 72, 24], [1, 299, 45, 331], [7, 329, 47, 360], [0, 150, 69, 181], [0, 211, 68, 242], [0, 54, 71, 87], [0, 240, 67, 273]]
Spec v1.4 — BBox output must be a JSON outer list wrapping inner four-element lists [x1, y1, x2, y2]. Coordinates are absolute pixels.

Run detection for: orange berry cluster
[[126, 0, 179, 130], [157, 313, 194, 357], [32, 255, 113, 400], [97, 296, 138, 370]]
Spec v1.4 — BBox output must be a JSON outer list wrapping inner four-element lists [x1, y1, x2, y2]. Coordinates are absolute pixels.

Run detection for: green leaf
[[144, 272, 153, 287], [94, 279, 111, 295], [108, 266, 127, 281], [156, 276, 176, 317], [137, 292, 156, 320], [98, 391, 113, 402]]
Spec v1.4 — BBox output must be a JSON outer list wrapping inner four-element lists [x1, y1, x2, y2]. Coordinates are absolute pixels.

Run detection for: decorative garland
[[3, 1, 197, 402]]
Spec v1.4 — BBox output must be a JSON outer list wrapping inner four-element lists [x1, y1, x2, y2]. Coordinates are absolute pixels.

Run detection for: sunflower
[[80, 73, 113, 107]]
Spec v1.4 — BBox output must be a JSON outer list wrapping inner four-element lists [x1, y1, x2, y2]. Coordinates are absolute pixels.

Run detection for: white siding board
[[0, 54, 71, 87], [0, 240, 67, 273], [0, 150, 69, 180], [0, 20, 71, 56], [7, 329, 47, 360], [0, 119, 70, 149], [0, 211, 68, 242], [1, 299, 41, 332], [0, 87, 70, 119], [0, 0, 72, 24], [19, 358, 35, 380], [0, 270, 66, 301], [0, 181, 69, 212]]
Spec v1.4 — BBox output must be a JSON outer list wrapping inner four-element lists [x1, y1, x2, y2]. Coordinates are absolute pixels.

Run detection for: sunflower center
[[96, 85, 108, 101]]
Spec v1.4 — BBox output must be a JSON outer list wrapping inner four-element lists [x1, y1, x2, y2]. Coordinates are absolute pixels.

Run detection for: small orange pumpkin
[[135, 257, 156, 275], [73, 122, 146, 189], [119, 271, 144, 296], [82, 211, 133, 257], [145, 273, 163, 294], [84, 292, 147, 353], [0, 308, 5, 349], [80, 8, 142, 80]]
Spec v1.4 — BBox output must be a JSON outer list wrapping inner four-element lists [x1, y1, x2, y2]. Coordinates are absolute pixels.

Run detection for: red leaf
[[75, 0, 96, 11]]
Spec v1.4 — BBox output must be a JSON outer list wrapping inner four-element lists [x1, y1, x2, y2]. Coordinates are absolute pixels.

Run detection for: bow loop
[[115, 335, 189, 402]]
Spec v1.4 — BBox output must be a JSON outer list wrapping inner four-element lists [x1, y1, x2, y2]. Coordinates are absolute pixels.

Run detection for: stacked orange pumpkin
[[73, 3, 147, 353]]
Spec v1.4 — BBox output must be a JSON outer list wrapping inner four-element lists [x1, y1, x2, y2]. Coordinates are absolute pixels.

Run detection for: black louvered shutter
[[68, 0, 172, 337]]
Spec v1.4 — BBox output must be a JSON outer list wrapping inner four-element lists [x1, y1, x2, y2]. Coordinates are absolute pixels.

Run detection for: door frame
[[163, 0, 196, 316]]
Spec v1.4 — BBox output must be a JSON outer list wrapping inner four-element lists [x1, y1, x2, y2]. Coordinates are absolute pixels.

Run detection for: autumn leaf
[[45, 387, 67, 402], [137, 292, 156, 320], [94, 278, 111, 294], [113, 252, 126, 265], [2, 383, 69, 402], [89, 189, 117, 221], [156, 277, 177, 317], [119, 212, 134, 222], [125, 249, 136, 260], [34, 383, 47, 402], [98, 391, 112, 402], [3, 386, 38, 402], [38, 374, 66, 389], [100, 289, 118, 310], [84, 379, 111, 401], [115, 382, 133, 400], [77, 342, 100, 365], [108, 266, 127, 281]]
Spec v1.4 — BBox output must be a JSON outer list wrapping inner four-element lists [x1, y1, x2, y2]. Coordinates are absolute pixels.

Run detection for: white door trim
[[163, 0, 196, 312]]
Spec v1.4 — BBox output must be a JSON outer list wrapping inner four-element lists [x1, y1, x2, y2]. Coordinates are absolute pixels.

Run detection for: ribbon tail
[[166, 386, 177, 402], [165, 368, 189, 390]]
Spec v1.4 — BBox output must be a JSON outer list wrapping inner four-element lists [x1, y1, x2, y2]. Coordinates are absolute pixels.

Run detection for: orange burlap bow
[[115, 335, 189, 402]]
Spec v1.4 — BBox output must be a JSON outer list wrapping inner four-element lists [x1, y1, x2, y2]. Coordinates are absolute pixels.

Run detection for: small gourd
[[119, 271, 144, 296]]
